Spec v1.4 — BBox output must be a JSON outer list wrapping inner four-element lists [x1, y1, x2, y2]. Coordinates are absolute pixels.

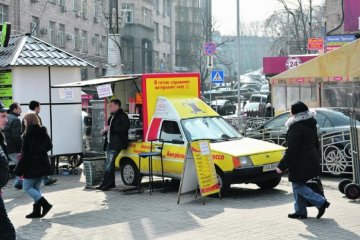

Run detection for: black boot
[[38, 197, 53, 217], [26, 203, 41, 218]]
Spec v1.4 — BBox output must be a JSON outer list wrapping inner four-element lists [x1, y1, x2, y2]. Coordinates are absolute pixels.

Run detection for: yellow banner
[[190, 140, 220, 196], [144, 75, 199, 128]]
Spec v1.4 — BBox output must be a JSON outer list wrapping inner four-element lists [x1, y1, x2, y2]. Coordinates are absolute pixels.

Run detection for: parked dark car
[[211, 99, 236, 115], [247, 108, 359, 175]]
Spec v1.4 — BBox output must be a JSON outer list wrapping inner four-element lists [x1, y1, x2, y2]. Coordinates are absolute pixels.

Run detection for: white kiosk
[[0, 33, 94, 171]]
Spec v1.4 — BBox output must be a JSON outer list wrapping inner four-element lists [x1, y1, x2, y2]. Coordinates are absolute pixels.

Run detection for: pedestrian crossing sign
[[211, 70, 224, 83]]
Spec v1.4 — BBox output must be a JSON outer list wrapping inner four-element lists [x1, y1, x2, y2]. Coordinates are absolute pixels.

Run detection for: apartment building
[[174, 0, 204, 72], [0, 0, 108, 79], [118, 0, 175, 74]]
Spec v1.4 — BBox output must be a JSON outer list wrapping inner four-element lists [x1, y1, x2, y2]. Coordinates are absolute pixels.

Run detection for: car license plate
[[263, 163, 278, 172]]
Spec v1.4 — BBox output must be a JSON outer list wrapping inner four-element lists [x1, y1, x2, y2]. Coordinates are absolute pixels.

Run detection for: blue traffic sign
[[203, 42, 217, 55], [211, 70, 224, 83]]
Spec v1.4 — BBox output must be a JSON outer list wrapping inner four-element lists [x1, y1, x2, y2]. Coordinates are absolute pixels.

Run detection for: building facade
[[325, 0, 360, 35], [174, 0, 205, 72], [118, 0, 175, 74], [0, 0, 108, 79]]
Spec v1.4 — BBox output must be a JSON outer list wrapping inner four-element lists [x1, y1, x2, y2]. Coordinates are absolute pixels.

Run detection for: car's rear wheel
[[120, 159, 141, 186], [256, 176, 281, 190]]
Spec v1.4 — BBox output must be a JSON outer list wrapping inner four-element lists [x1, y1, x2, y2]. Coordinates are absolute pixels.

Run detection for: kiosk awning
[[51, 75, 141, 88], [271, 38, 360, 84]]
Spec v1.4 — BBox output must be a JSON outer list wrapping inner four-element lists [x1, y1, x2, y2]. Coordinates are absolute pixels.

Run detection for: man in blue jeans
[[96, 99, 129, 191], [0, 101, 16, 239]]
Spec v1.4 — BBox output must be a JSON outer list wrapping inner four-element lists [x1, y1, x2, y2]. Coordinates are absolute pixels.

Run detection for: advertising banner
[[344, 0, 360, 32], [191, 140, 220, 196], [142, 73, 200, 135], [307, 38, 324, 51], [263, 56, 317, 75], [0, 69, 12, 107], [325, 35, 356, 52]]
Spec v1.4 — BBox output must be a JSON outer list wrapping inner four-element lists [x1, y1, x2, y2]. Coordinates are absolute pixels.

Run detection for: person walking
[[276, 101, 330, 219], [23, 100, 57, 186], [3, 102, 23, 189], [15, 113, 53, 218], [0, 101, 16, 239], [96, 99, 130, 191], [265, 102, 275, 118]]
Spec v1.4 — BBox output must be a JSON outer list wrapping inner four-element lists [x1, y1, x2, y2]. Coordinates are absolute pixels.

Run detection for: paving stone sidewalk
[[3, 172, 360, 240]]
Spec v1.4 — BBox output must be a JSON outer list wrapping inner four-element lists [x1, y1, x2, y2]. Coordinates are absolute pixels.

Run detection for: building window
[[163, 26, 170, 43], [58, 24, 65, 47], [94, 34, 100, 54], [142, 7, 152, 27], [155, 22, 160, 42], [94, 0, 100, 18], [74, 28, 81, 50], [165, 0, 171, 16], [73, 0, 81, 12], [0, 4, 9, 23], [82, 0, 88, 18], [101, 36, 107, 55], [82, 30, 88, 52], [155, 0, 160, 15], [49, 21, 56, 45], [122, 3, 134, 23], [30, 16, 40, 37], [154, 51, 159, 71]]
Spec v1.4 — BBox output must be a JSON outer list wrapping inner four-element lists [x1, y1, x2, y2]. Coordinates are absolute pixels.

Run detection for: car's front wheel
[[256, 176, 281, 189], [216, 167, 230, 196]]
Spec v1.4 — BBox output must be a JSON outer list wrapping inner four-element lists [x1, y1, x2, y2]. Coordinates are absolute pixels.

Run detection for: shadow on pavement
[[44, 179, 293, 239], [300, 218, 360, 239]]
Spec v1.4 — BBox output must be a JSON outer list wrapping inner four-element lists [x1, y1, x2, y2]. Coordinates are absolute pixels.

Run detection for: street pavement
[[3, 170, 360, 240]]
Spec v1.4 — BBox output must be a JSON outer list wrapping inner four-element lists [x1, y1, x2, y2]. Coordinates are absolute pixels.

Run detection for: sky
[[212, 0, 324, 35]]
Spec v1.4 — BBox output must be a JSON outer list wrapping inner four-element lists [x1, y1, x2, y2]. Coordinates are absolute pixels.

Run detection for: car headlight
[[239, 156, 253, 168], [281, 151, 286, 157]]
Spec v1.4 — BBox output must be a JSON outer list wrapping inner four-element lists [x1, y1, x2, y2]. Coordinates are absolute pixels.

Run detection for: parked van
[[55, 73, 285, 195]]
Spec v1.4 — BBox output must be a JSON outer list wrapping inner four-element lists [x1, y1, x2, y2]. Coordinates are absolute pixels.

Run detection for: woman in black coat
[[15, 113, 53, 218], [276, 101, 330, 219]]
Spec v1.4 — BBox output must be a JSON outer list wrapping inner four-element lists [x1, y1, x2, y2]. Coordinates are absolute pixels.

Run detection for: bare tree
[[264, 0, 325, 55], [187, 12, 235, 92]]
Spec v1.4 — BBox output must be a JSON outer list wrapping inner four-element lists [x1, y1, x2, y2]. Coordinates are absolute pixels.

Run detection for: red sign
[[307, 38, 324, 51], [263, 55, 317, 75]]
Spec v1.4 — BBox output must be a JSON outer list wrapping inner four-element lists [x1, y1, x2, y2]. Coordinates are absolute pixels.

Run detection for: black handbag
[[306, 177, 325, 207]]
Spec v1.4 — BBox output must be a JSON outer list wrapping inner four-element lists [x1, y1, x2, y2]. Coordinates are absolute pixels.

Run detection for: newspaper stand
[[338, 94, 360, 199]]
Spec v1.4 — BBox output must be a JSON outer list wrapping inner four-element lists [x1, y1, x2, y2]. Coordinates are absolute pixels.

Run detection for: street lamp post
[[236, 0, 243, 132]]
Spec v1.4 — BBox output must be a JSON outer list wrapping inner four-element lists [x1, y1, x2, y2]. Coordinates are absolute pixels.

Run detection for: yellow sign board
[[190, 140, 220, 196]]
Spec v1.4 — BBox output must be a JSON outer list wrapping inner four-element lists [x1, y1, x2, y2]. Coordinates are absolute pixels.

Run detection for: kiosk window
[[160, 121, 183, 143]]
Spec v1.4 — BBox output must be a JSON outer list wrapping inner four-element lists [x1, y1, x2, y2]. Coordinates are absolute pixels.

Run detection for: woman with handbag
[[276, 101, 330, 219], [15, 112, 53, 218]]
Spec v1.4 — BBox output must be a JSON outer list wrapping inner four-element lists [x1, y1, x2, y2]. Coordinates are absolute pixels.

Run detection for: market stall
[[270, 38, 360, 114]]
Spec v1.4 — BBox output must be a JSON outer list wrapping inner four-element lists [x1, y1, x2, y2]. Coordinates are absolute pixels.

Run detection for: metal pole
[[236, 0, 242, 132]]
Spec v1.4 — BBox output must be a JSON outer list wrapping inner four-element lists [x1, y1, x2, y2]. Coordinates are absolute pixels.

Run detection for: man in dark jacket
[[97, 99, 130, 191], [4, 102, 22, 188], [0, 101, 16, 239], [276, 101, 330, 219]]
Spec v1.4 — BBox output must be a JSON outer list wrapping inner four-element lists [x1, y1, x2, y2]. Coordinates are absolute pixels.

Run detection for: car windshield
[[181, 117, 242, 142]]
